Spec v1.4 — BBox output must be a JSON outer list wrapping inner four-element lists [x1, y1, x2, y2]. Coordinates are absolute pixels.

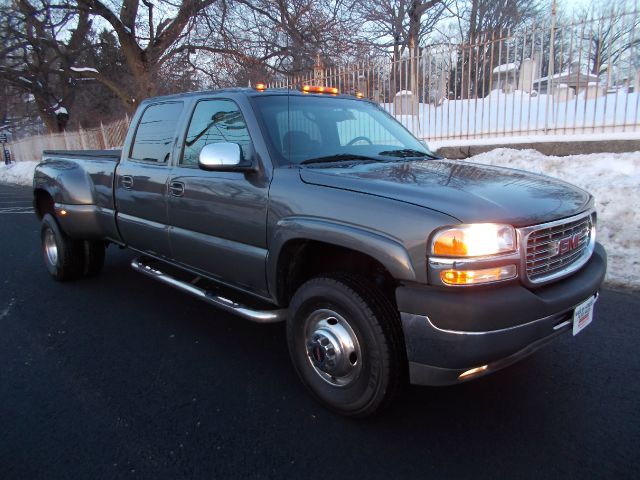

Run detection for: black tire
[[83, 240, 105, 276], [40, 213, 85, 281], [287, 273, 406, 417]]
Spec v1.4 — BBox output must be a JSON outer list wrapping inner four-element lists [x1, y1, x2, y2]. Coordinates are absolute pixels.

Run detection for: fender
[[267, 216, 417, 301], [34, 158, 95, 206], [33, 155, 120, 240]]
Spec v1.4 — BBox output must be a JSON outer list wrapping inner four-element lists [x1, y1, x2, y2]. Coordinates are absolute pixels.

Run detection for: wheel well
[[276, 240, 398, 307], [34, 189, 55, 220]]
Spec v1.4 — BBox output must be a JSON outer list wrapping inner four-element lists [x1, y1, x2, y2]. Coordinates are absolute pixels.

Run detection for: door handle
[[121, 175, 134, 189], [169, 181, 185, 197]]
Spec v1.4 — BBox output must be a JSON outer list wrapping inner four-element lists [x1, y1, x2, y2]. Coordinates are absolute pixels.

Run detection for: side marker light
[[459, 365, 488, 380]]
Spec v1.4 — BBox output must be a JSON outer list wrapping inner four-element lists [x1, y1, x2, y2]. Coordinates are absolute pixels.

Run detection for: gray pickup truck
[[33, 87, 606, 416]]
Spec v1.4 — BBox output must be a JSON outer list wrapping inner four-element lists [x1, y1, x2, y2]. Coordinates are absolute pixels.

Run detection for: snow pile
[[0, 161, 38, 186], [493, 62, 519, 74], [466, 149, 640, 289]]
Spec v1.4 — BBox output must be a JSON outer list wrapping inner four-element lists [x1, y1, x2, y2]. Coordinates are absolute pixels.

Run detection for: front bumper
[[396, 242, 607, 386]]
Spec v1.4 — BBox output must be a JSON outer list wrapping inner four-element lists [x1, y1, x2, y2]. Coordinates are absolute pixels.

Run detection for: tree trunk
[[34, 98, 59, 133]]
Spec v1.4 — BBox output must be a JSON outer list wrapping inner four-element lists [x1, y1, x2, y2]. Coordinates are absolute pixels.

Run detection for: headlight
[[431, 223, 516, 257]]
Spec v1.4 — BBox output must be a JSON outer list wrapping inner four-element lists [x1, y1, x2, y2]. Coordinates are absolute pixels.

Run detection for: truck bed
[[34, 149, 123, 242]]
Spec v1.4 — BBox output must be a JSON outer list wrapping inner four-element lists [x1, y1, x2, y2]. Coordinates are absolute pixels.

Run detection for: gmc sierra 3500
[[33, 86, 606, 417]]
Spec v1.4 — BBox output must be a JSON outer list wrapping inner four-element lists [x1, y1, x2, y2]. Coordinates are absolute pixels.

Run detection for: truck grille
[[525, 213, 594, 284]]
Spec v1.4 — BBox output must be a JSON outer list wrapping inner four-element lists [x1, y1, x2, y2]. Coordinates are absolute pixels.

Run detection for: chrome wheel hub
[[44, 229, 58, 266], [304, 309, 362, 387]]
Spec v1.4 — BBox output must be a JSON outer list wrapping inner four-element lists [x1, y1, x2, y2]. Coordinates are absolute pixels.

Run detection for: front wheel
[[287, 274, 405, 417]]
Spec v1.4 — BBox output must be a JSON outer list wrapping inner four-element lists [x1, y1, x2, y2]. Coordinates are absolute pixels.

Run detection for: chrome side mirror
[[198, 142, 243, 170]]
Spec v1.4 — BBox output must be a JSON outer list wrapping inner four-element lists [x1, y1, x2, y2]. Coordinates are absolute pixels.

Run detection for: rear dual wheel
[[41, 213, 105, 281], [287, 274, 405, 417]]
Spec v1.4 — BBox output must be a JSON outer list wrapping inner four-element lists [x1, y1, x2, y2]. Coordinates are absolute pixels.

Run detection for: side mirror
[[198, 142, 253, 171]]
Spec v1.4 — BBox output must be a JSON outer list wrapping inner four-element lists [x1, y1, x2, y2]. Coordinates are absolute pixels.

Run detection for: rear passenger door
[[115, 101, 184, 258], [167, 98, 270, 296]]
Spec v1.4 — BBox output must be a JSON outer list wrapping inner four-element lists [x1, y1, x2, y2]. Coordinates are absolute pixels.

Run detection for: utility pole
[[0, 130, 10, 165]]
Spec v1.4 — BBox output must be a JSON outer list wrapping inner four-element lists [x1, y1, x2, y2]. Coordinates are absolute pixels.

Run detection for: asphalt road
[[0, 182, 638, 479]]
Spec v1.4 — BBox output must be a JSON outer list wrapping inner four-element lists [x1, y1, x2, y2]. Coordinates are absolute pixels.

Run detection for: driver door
[[167, 98, 270, 296]]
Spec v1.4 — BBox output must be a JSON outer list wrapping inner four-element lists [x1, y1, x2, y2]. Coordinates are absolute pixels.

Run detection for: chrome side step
[[131, 258, 286, 323]]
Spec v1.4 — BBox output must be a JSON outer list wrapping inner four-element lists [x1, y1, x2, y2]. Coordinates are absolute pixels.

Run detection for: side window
[[130, 102, 183, 163], [182, 99, 252, 166]]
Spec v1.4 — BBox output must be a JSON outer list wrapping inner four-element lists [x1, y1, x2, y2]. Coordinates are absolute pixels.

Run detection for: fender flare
[[267, 216, 417, 301], [33, 161, 95, 206]]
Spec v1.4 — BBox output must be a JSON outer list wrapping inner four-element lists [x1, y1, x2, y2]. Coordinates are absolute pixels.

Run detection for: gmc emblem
[[558, 234, 582, 255]]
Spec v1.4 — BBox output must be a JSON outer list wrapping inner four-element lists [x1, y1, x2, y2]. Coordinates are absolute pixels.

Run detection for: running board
[[131, 258, 286, 323]]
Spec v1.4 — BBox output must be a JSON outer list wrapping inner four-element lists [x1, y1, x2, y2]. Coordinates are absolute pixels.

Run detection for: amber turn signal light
[[440, 265, 517, 285]]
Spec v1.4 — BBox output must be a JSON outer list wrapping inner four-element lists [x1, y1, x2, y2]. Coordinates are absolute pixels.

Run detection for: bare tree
[[453, 0, 545, 97], [67, 0, 233, 110], [577, 5, 640, 77], [0, 77, 44, 137], [0, 0, 92, 132], [362, 0, 449, 59], [227, 0, 366, 79], [464, 0, 543, 40]]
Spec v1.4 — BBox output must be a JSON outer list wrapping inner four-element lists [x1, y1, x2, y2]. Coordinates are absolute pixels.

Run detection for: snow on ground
[[1, 153, 638, 289], [466, 149, 640, 289], [0, 161, 38, 186], [387, 89, 640, 139]]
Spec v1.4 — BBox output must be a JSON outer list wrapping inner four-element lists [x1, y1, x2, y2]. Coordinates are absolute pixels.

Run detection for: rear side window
[[181, 99, 252, 166], [130, 102, 183, 163]]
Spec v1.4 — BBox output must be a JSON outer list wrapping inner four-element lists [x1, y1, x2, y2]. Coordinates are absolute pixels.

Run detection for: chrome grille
[[525, 213, 594, 283]]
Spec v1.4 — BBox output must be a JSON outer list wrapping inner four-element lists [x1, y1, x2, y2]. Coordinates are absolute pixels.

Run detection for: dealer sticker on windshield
[[573, 295, 596, 336]]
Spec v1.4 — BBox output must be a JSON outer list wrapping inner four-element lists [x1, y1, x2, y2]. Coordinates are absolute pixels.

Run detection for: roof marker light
[[255, 83, 266, 91], [302, 85, 339, 94]]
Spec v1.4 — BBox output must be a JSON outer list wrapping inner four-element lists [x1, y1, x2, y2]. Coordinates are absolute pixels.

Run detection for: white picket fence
[[8, 117, 130, 162]]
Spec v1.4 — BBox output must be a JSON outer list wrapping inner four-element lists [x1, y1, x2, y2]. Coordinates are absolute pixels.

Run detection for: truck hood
[[299, 159, 592, 227]]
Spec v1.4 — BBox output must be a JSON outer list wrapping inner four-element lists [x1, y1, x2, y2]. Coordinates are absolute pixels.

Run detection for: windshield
[[252, 95, 432, 166]]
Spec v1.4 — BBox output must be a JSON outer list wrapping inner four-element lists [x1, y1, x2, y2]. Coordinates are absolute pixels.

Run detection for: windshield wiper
[[377, 148, 440, 159], [300, 154, 378, 165]]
